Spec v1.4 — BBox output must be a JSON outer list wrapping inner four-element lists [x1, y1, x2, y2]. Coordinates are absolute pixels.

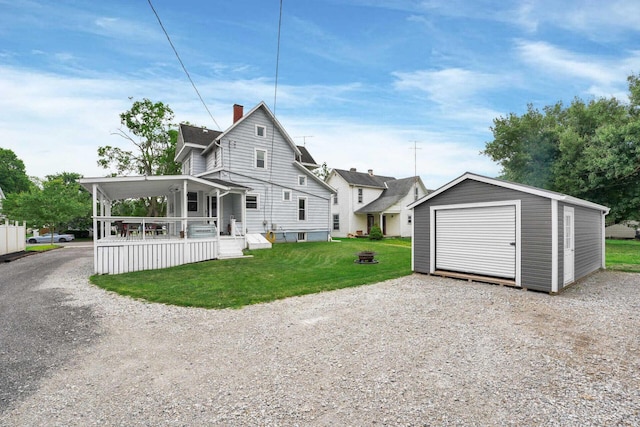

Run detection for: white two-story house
[[327, 168, 429, 238], [176, 102, 335, 242]]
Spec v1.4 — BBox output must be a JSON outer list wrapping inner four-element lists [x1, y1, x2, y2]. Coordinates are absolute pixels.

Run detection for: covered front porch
[[80, 175, 250, 275]]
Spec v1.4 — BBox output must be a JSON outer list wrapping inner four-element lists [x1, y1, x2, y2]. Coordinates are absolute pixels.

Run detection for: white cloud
[[515, 40, 640, 98]]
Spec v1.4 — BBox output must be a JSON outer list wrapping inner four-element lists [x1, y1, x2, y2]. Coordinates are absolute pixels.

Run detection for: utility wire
[[269, 0, 284, 225], [147, 0, 221, 130]]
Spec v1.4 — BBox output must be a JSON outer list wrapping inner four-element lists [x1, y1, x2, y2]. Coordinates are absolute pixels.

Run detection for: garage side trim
[[429, 200, 521, 286], [551, 199, 558, 293]]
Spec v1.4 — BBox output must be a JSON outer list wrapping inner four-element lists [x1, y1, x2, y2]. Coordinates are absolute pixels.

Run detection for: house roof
[[79, 175, 248, 201], [408, 172, 610, 213], [356, 177, 422, 214], [179, 124, 221, 147], [332, 168, 396, 189], [297, 145, 318, 167]]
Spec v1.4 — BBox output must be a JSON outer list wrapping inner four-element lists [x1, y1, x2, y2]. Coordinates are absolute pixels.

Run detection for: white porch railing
[[0, 219, 26, 256], [92, 216, 246, 274]]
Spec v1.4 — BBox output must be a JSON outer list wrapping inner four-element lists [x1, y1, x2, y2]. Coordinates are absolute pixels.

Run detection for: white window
[[333, 214, 340, 230], [255, 149, 267, 169], [358, 188, 363, 203], [333, 190, 338, 205], [298, 175, 307, 186], [256, 125, 266, 137], [298, 197, 307, 221], [246, 194, 259, 209], [408, 215, 412, 224], [297, 232, 307, 242], [183, 158, 191, 175], [283, 190, 292, 201]]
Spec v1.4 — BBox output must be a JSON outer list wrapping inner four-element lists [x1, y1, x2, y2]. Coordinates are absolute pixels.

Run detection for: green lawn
[[90, 238, 412, 309], [25, 244, 60, 252], [606, 239, 640, 273]]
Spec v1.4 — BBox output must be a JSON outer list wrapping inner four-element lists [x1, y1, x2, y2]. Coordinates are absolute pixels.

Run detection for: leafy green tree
[[0, 148, 32, 194], [2, 174, 91, 243], [313, 162, 331, 181], [98, 98, 180, 216], [483, 74, 640, 223], [98, 98, 179, 176]]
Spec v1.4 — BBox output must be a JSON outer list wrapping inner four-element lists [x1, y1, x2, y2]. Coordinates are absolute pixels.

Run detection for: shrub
[[369, 225, 383, 240]]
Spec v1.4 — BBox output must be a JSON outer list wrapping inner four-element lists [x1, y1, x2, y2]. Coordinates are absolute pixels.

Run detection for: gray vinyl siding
[[413, 179, 553, 292], [191, 152, 206, 176], [216, 109, 331, 236], [571, 204, 603, 282]]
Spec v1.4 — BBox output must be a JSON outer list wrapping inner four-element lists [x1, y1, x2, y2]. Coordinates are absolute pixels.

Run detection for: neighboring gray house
[[176, 102, 335, 242], [409, 172, 609, 293], [327, 168, 429, 238]]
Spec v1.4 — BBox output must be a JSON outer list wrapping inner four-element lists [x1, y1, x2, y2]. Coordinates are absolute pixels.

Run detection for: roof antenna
[[409, 141, 422, 200]]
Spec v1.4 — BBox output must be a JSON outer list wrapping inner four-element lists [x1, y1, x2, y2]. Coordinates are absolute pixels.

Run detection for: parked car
[[27, 233, 76, 243]]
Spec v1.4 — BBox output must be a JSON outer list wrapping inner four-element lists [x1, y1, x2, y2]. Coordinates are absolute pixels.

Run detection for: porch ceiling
[[79, 175, 243, 201]]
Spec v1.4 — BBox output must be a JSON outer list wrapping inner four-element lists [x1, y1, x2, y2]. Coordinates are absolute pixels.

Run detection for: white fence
[[95, 238, 219, 274], [0, 220, 26, 256]]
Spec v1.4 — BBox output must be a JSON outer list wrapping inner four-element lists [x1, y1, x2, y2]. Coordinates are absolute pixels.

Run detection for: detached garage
[[409, 173, 609, 293]]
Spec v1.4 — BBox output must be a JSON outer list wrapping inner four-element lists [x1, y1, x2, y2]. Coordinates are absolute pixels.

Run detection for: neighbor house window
[[333, 214, 340, 230], [255, 149, 267, 169], [283, 190, 292, 201], [358, 188, 363, 203], [256, 125, 266, 137], [333, 190, 338, 205], [246, 195, 258, 209], [408, 215, 412, 224], [298, 175, 307, 186], [414, 186, 419, 200], [188, 192, 198, 212], [298, 197, 307, 220]]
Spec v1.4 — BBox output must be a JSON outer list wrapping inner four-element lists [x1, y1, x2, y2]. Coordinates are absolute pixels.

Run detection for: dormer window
[[256, 125, 266, 137]]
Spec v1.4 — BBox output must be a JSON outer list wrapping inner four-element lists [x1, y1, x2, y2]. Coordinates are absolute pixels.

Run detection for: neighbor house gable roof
[[408, 172, 610, 213], [331, 168, 396, 189], [356, 177, 422, 213]]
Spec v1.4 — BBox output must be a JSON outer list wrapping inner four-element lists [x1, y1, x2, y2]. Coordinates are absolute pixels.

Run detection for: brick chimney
[[368, 169, 374, 176], [350, 167, 357, 172], [233, 104, 244, 123]]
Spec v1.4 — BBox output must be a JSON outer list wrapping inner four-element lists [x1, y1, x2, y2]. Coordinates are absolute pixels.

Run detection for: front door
[[367, 215, 374, 234], [563, 207, 575, 285]]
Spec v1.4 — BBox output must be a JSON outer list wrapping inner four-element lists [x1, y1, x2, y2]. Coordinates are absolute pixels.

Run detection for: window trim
[[282, 189, 292, 201], [333, 190, 338, 205], [298, 175, 307, 186], [297, 232, 307, 242], [255, 124, 266, 138], [332, 214, 340, 230], [246, 194, 259, 210], [255, 148, 267, 169], [298, 196, 307, 221], [358, 188, 363, 203]]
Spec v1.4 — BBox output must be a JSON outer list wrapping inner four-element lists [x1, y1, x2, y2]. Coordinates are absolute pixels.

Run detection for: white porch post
[[92, 184, 98, 274], [182, 179, 188, 264], [379, 213, 383, 234]]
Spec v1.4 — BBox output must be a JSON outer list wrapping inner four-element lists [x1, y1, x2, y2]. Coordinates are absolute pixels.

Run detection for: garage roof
[[408, 172, 610, 213]]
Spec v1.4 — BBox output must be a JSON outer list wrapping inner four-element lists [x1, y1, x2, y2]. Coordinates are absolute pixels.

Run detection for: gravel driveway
[[1, 254, 639, 426]]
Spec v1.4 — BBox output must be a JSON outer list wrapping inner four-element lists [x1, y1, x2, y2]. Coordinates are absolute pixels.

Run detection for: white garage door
[[435, 205, 516, 279]]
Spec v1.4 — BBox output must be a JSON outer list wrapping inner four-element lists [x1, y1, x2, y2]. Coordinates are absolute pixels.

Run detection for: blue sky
[[1, 0, 640, 188]]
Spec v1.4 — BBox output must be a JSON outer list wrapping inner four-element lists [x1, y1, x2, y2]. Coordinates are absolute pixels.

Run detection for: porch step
[[218, 237, 246, 259], [246, 233, 272, 250]]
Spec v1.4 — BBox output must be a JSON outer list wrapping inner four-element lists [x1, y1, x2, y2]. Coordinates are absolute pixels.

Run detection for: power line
[[147, 0, 221, 130]]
